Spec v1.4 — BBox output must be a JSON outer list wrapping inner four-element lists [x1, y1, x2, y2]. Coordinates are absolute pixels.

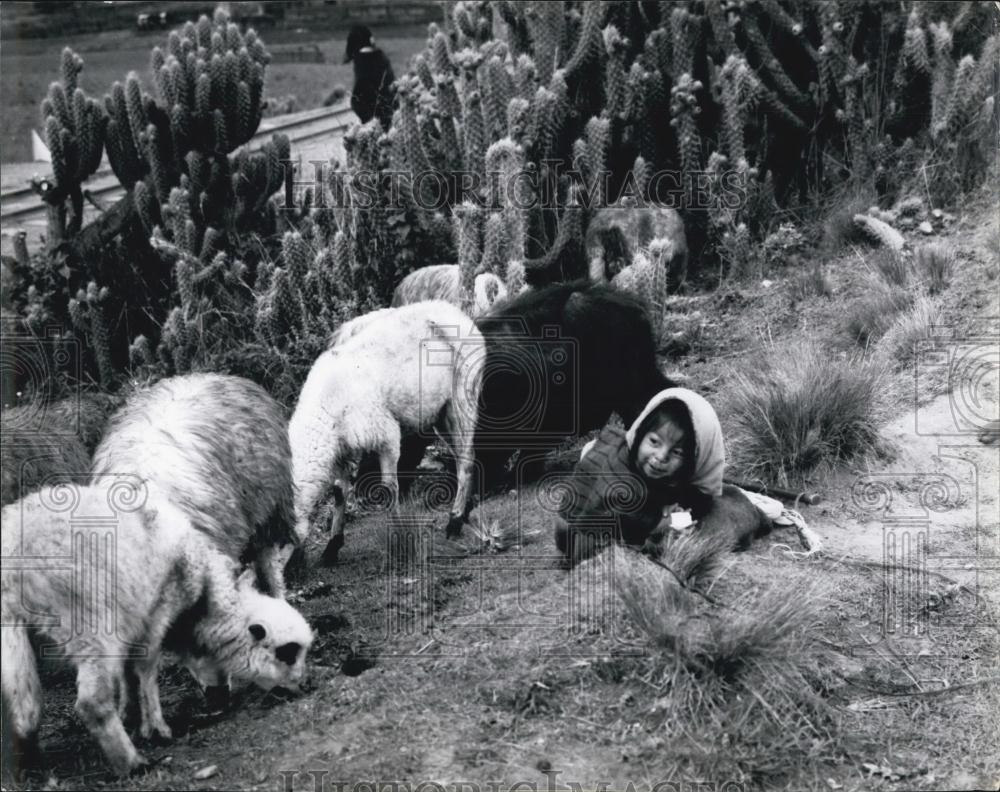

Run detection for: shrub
[[727, 341, 886, 484], [914, 242, 956, 294]]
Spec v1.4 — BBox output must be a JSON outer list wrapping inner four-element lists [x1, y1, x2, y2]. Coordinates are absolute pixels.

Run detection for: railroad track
[[0, 102, 355, 228]]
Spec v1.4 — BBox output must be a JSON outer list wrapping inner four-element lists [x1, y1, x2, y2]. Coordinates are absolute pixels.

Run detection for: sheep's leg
[[318, 473, 352, 567], [118, 661, 140, 731], [255, 497, 297, 598], [378, 427, 402, 506], [439, 402, 478, 538], [134, 657, 171, 743], [128, 592, 183, 743], [75, 658, 148, 776], [256, 545, 288, 600], [1, 622, 43, 771]]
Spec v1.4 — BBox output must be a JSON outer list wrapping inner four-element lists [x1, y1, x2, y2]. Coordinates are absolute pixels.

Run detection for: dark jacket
[[555, 388, 726, 562]]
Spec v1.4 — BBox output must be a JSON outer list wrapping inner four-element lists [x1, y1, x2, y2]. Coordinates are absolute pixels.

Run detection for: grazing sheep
[[473, 279, 678, 496], [391, 264, 509, 316], [1, 484, 312, 777], [90, 373, 297, 598], [290, 300, 484, 563], [47, 392, 126, 454]]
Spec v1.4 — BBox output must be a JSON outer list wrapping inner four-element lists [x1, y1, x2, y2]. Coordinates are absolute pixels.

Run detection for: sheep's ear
[[236, 567, 257, 593], [249, 623, 267, 641]]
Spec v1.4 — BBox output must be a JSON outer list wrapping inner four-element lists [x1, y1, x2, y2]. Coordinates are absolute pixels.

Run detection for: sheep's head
[[232, 578, 314, 692]]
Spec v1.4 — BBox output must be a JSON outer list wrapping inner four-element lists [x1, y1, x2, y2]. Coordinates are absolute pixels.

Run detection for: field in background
[[0, 23, 431, 163]]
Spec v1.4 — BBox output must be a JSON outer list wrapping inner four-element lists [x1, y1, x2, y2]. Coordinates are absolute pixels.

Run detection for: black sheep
[[445, 280, 677, 534], [343, 25, 396, 130]]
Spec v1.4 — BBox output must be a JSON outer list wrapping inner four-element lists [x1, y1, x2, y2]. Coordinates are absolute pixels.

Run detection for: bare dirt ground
[[3, 194, 999, 791]]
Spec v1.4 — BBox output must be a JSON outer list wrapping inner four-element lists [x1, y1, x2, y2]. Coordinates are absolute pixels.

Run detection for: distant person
[[337, 24, 396, 130]]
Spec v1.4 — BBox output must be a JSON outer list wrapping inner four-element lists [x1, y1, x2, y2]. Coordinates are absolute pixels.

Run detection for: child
[[342, 25, 396, 130], [555, 387, 739, 564]]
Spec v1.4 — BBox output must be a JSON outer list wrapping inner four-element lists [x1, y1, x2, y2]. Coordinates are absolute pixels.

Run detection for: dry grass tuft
[[913, 243, 956, 295], [657, 526, 734, 587], [822, 185, 877, 251], [612, 550, 838, 781], [880, 296, 943, 369], [790, 261, 832, 301], [613, 549, 705, 656], [868, 248, 912, 288], [726, 341, 886, 484], [844, 284, 913, 347]]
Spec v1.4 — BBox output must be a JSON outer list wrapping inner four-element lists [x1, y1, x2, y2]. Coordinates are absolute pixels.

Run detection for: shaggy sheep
[[1, 484, 313, 777], [391, 264, 509, 316], [0, 392, 119, 507], [90, 373, 297, 598], [1, 418, 89, 509], [290, 300, 484, 563], [473, 279, 678, 495]]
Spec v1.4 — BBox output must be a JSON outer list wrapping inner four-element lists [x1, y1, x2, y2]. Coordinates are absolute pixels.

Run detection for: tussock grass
[[612, 550, 838, 781], [790, 261, 832, 300], [881, 296, 943, 369], [844, 284, 913, 347], [726, 341, 886, 484], [656, 525, 734, 587], [868, 248, 912, 288], [914, 242, 956, 295], [822, 185, 877, 251]]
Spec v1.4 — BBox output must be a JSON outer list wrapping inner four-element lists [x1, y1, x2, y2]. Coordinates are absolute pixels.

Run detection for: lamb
[[391, 264, 509, 317], [473, 279, 678, 495], [290, 300, 484, 563], [90, 373, 298, 598], [1, 484, 313, 777]]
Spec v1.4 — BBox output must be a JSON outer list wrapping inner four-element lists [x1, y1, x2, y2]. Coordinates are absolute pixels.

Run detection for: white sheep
[[0, 483, 313, 777], [90, 373, 298, 598], [391, 264, 509, 316], [290, 300, 484, 564]]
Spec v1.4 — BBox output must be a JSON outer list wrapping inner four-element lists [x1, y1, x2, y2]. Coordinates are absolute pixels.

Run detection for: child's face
[[636, 417, 689, 481]]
